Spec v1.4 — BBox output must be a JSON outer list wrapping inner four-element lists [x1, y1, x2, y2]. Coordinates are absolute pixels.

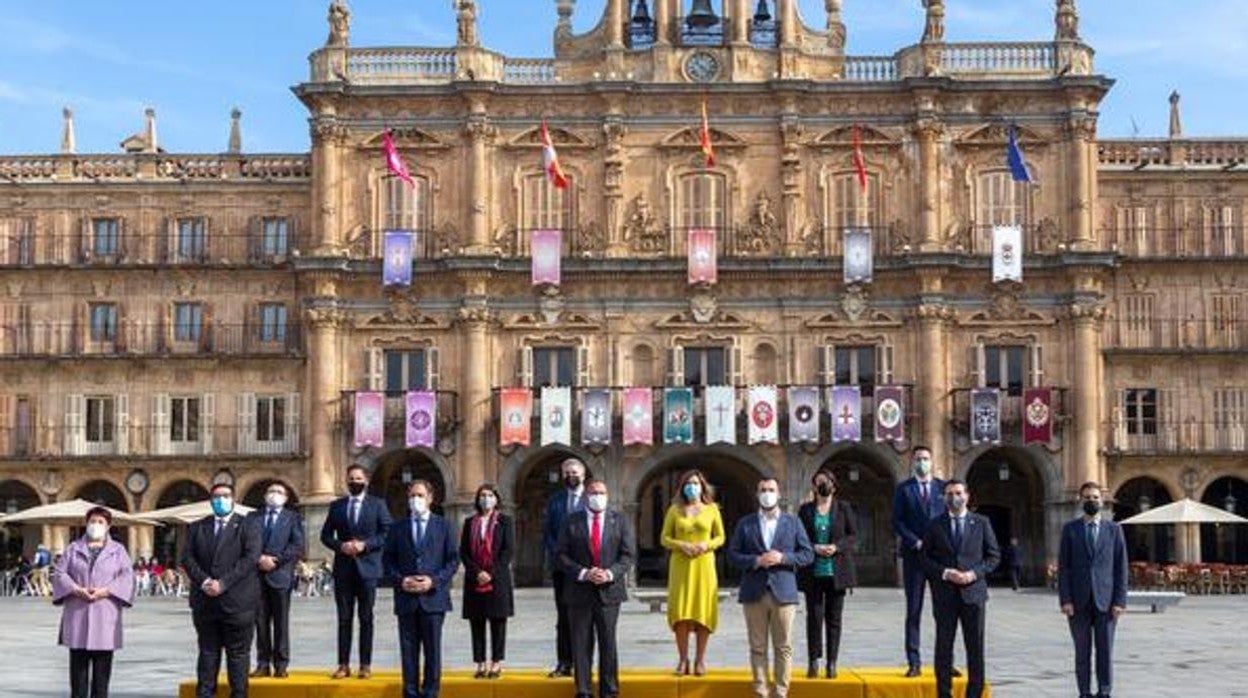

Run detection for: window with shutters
[[170, 396, 200, 443], [533, 346, 576, 387], [259, 304, 287, 344], [521, 173, 575, 236], [835, 346, 876, 394], [1122, 295, 1155, 347], [92, 218, 120, 258], [1124, 388, 1158, 436], [385, 349, 428, 392], [261, 217, 289, 257], [1212, 388, 1247, 450], [175, 217, 207, 262], [13, 396, 31, 456], [676, 173, 726, 233], [383, 175, 431, 232], [983, 345, 1027, 396], [255, 395, 287, 442], [173, 303, 203, 343], [832, 172, 882, 232], [85, 396, 115, 443], [1121, 205, 1152, 256], [632, 344, 656, 386], [753, 343, 779, 385], [976, 171, 1032, 252], [1204, 205, 1239, 256], [1210, 295, 1242, 348], [89, 303, 118, 342], [0, 217, 34, 265], [683, 346, 727, 386]]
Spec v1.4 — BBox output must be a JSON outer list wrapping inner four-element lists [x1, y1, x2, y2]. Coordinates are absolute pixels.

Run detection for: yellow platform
[[179, 668, 989, 698]]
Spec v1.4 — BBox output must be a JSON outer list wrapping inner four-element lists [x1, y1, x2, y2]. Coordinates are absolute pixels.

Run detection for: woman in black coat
[[459, 483, 515, 679], [796, 468, 858, 679]]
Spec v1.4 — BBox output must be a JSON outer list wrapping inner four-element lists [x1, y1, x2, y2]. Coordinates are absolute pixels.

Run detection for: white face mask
[[758, 491, 779, 510], [478, 495, 497, 511], [409, 496, 429, 516], [86, 523, 108, 542], [265, 492, 287, 509], [587, 493, 608, 513]]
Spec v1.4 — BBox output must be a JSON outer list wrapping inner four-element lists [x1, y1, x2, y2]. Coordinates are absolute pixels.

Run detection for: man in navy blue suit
[[728, 476, 814, 698], [892, 444, 947, 676], [541, 457, 588, 677], [248, 482, 305, 679], [921, 479, 1000, 698], [1058, 481, 1128, 698], [320, 464, 392, 679], [384, 479, 459, 698]]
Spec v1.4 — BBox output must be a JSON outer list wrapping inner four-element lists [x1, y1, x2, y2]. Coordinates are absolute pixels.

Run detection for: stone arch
[[499, 444, 599, 587], [752, 341, 780, 385], [240, 478, 302, 510], [75, 479, 129, 511], [1199, 475, 1248, 563], [1113, 476, 1176, 563], [956, 444, 1063, 503], [961, 446, 1056, 585], [808, 442, 904, 585], [149, 479, 210, 566], [366, 447, 455, 520], [1, 479, 44, 567], [630, 342, 658, 386]]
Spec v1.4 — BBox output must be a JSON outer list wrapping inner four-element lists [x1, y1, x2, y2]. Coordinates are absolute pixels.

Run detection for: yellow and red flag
[[699, 99, 715, 168], [852, 124, 869, 194], [541, 120, 570, 189]]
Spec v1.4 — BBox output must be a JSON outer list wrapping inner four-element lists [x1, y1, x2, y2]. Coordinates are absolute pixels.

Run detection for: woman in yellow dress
[[661, 469, 725, 676]]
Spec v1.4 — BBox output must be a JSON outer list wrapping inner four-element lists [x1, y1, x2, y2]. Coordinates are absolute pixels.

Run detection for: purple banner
[[354, 391, 384, 448], [829, 386, 862, 442], [383, 230, 413, 286], [532, 229, 562, 286], [405, 390, 437, 448], [873, 385, 905, 443]]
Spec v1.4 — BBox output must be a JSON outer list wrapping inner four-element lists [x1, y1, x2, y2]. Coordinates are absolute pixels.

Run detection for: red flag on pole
[[852, 125, 869, 194], [382, 128, 415, 190], [699, 99, 716, 168], [541, 120, 570, 190]]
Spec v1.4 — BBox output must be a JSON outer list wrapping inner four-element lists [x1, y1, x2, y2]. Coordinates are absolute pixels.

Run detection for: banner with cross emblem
[[830, 386, 862, 442], [704, 385, 736, 445], [622, 387, 653, 446], [971, 388, 1002, 445], [580, 388, 612, 446]]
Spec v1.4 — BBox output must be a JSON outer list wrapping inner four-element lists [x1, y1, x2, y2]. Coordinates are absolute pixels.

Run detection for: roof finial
[[327, 0, 351, 47], [228, 108, 243, 154], [1055, 0, 1079, 41], [1169, 91, 1182, 139], [60, 106, 76, 155], [921, 0, 945, 43], [144, 108, 158, 153], [455, 1, 479, 47]]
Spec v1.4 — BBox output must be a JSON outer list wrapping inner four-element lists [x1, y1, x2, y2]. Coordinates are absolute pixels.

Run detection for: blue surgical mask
[[683, 482, 702, 501], [210, 496, 234, 517]]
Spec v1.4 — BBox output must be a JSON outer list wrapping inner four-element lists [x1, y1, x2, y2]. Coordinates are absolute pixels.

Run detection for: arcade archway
[[152, 480, 209, 565], [0, 479, 42, 567], [508, 446, 596, 587], [369, 448, 448, 521], [75, 480, 130, 545], [1114, 476, 1175, 563], [964, 447, 1050, 586], [1201, 476, 1248, 564], [817, 445, 900, 585], [241, 479, 302, 510]]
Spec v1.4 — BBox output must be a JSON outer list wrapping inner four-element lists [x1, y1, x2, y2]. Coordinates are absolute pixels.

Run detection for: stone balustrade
[[502, 58, 559, 84], [345, 47, 458, 84], [0, 154, 310, 183], [843, 56, 897, 82], [1099, 139, 1248, 169], [940, 42, 1056, 77]]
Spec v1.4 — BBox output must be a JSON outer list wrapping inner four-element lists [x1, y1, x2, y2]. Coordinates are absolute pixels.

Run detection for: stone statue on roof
[[327, 0, 351, 47]]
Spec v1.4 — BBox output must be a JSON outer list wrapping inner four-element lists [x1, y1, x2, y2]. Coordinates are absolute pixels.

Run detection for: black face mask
[[564, 476, 582, 490], [346, 482, 366, 497], [1082, 499, 1101, 516], [816, 483, 833, 498]]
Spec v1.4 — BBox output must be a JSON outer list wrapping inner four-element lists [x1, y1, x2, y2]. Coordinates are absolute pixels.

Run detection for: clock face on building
[[684, 51, 721, 82]]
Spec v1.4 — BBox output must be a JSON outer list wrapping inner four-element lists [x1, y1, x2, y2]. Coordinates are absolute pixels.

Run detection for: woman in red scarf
[[458, 483, 514, 679]]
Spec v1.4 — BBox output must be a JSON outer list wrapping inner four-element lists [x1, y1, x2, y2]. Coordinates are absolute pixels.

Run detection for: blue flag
[[1007, 125, 1033, 184]]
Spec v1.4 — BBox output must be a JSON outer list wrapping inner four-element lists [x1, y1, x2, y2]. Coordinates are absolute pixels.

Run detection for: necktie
[[214, 518, 223, 537], [590, 514, 602, 568], [266, 511, 276, 534], [920, 483, 929, 506], [350, 498, 359, 526], [1087, 522, 1097, 552], [569, 492, 579, 514], [954, 517, 964, 550], [415, 518, 425, 547]]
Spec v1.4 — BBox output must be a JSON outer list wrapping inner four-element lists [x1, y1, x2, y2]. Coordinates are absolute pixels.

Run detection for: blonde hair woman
[[660, 469, 725, 676]]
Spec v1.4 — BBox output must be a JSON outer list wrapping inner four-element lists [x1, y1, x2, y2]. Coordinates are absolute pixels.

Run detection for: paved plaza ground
[[0, 587, 1242, 697]]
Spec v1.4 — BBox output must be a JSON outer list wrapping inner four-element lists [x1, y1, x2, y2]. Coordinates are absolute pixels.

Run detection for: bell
[[632, 0, 652, 25], [753, 0, 772, 23], [685, 0, 720, 29]]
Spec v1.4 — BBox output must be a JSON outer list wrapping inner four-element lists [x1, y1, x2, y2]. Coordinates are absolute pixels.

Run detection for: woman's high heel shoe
[[693, 661, 707, 676], [675, 659, 690, 676]]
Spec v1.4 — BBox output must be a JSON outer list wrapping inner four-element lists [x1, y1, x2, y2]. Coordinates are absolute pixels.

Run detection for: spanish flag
[[700, 98, 715, 168], [541, 119, 570, 189], [852, 124, 869, 194]]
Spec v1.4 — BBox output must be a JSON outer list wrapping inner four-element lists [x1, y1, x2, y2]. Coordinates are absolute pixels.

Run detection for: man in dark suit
[[1058, 481, 1128, 698], [892, 444, 947, 676], [541, 456, 588, 677], [320, 464, 392, 679], [556, 478, 636, 698], [248, 481, 305, 679], [728, 476, 815, 698], [182, 482, 262, 698], [921, 479, 1000, 698], [384, 479, 459, 698]]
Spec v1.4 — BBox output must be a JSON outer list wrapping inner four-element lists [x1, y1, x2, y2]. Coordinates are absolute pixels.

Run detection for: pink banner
[[622, 387, 653, 446], [405, 391, 436, 448], [532, 229, 562, 286], [688, 228, 717, 284], [499, 388, 533, 447], [354, 391, 384, 448]]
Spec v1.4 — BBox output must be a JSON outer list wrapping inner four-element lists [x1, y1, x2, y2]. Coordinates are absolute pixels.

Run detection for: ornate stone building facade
[[1, 0, 1244, 582]]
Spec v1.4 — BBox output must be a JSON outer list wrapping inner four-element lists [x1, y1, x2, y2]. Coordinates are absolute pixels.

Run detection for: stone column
[[1068, 115, 1097, 250], [310, 117, 345, 255], [603, 116, 628, 255], [606, 0, 626, 47], [305, 306, 343, 501], [731, 0, 751, 45], [778, 0, 798, 46], [653, 0, 670, 45], [1069, 302, 1106, 490], [456, 302, 494, 502], [915, 119, 944, 252], [917, 300, 953, 476], [464, 118, 495, 255]]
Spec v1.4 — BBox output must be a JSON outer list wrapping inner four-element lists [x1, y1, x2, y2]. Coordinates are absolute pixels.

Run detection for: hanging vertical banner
[[353, 391, 385, 448], [704, 385, 737, 445], [382, 230, 413, 286], [747, 385, 779, 445], [829, 386, 862, 443], [788, 386, 820, 444], [581, 388, 612, 446], [843, 228, 874, 284], [531, 229, 562, 287], [1023, 387, 1052, 445], [663, 387, 695, 445], [540, 386, 573, 446], [499, 388, 533, 447], [688, 228, 717, 285], [971, 388, 1002, 445], [622, 387, 653, 446], [873, 385, 905, 443], [992, 225, 1023, 283], [405, 390, 437, 448]]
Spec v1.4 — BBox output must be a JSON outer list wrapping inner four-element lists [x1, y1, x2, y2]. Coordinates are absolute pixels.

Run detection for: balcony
[[0, 322, 304, 359], [0, 153, 310, 184], [1100, 227, 1247, 259], [1098, 138, 1248, 170], [0, 230, 304, 268], [0, 424, 303, 460], [340, 390, 462, 449], [949, 387, 1069, 446], [488, 385, 917, 447], [1103, 318, 1248, 353], [345, 227, 455, 261], [1108, 421, 1247, 455]]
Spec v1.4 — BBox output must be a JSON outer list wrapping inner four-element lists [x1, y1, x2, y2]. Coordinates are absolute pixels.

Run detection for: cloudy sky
[[0, 0, 1244, 154]]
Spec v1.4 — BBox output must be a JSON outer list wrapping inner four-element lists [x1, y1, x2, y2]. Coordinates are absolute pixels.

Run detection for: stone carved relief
[[841, 285, 869, 323], [736, 191, 782, 256], [575, 222, 606, 257], [366, 290, 444, 327], [538, 286, 565, 325], [624, 194, 665, 254]]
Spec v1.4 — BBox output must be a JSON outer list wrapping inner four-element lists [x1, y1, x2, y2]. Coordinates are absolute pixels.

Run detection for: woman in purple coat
[[52, 506, 136, 698]]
